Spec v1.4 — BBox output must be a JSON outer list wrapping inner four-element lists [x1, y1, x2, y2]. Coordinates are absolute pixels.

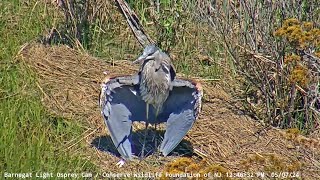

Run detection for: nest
[[20, 43, 320, 178]]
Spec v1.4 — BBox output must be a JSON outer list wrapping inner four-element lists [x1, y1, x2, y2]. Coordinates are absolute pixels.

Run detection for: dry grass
[[20, 43, 320, 178], [198, 0, 320, 131]]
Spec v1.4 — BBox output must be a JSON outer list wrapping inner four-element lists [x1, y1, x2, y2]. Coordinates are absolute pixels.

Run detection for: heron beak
[[133, 55, 154, 64], [133, 55, 146, 64]]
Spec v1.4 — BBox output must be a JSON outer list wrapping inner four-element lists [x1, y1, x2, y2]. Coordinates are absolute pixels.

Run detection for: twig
[[115, 0, 154, 47], [201, 78, 220, 81], [236, 44, 276, 65], [193, 148, 208, 159], [265, 137, 274, 147], [61, 127, 99, 154], [35, 82, 50, 100]]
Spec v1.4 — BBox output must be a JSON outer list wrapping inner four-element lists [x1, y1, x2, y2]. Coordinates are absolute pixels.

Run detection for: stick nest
[[20, 43, 320, 178]]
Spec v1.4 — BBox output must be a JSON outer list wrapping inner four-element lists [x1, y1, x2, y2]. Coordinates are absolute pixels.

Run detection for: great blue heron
[[99, 46, 202, 166], [133, 45, 175, 157]]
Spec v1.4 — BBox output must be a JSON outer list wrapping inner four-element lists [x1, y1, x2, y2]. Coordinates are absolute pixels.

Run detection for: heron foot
[[116, 159, 126, 168]]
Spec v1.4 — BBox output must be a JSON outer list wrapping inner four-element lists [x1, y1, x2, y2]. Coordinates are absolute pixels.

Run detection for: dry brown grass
[[199, 1, 320, 131], [19, 43, 320, 178]]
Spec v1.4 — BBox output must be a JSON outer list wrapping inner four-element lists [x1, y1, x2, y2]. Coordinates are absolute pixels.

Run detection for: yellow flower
[[303, 21, 313, 31], [289, 65, 309, 86], [274, 18, 320, 49], [304, 31, 313, 41], [286, 25, 300, 36], [283, 18, 300, 27], [274, 28, 286, 37], [284, 54, 300, 64]]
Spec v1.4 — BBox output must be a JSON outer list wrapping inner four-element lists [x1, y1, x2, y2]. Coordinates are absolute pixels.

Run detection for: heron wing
[[159, 79, 202, 156], [100, 75, 156, 160]]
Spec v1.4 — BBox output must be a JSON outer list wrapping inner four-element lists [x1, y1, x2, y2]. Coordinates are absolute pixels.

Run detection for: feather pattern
[[100, 75, 202, 160], [138, 46, 175, 113]]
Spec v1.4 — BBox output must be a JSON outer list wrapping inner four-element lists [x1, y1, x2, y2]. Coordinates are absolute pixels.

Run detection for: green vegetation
[[48, 0, 224, 79], [204, 0, 320, 133], [123, 0, 319, 133], [1, 0, 319, 176], [0, 0, 96, 174]]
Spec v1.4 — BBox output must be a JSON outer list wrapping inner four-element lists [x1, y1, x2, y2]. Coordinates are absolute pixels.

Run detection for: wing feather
[[100, 75, 202, 158], [100, 75, 156, 160], [159, 79, 202, 156]]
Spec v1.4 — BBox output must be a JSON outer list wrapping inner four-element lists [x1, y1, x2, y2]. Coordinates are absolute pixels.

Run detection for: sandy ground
[[20, 43, 320, 179]]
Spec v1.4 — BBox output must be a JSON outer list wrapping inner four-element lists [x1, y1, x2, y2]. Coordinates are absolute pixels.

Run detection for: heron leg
[[153, 123, 157, 148], [153, 108, 160, 152], [141, 104, 149, 158]]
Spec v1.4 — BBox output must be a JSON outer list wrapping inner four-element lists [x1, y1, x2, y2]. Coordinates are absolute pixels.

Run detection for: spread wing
[[100, 75, 156, 160], [159, 79, 202, 156], [100, 76, 202, 159]]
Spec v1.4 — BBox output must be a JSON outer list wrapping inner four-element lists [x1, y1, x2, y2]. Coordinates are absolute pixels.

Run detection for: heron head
[[133, 45, 160, 64]]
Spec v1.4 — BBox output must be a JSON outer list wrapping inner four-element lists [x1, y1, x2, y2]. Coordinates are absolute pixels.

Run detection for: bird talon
[[116, 159, 126, 168]]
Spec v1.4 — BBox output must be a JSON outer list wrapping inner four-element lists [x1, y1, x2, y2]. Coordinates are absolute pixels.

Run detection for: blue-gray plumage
[[99, 74, 202, 161], [133, 45, 175, 113], [111, 0, 201, 166], [133, 45, 176, 157]]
